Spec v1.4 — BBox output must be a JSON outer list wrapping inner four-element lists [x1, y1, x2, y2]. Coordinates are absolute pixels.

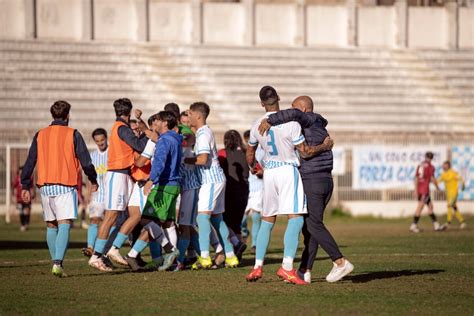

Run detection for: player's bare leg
[[410, 201, 425, 233]]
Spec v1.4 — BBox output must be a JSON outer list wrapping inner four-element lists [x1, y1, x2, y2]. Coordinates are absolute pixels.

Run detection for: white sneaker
[[410, 223, 420, 233], [326, 259, 354, 283], [81, 221, 89, 230], [460, 222, 467, 230], [434, 222, 447, 231], [89, 256, 113, 272], [304, 271, 312, 284], [107, 248, 129, 266], [159, 249, 180, 272]]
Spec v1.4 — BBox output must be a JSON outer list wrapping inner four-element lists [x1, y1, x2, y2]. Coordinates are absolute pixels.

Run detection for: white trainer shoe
[[107, 248, 129, 266], [410, 223, 421, 233], [304, 271, 312, 284], [434, 222, 447, 231], [326, 259, 354, 283], [460, 222, 467, 230], [89, 256, 113, 272]]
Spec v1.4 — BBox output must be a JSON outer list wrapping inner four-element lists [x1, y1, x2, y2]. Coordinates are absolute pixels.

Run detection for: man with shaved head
[[259, 95, 354, 284]]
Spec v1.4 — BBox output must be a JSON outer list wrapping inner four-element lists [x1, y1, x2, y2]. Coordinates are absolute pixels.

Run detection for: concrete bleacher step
[[0, 39, 473, 143]]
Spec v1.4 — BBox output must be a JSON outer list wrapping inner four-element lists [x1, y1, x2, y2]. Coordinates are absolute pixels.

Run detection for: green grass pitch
[[0, 215, 473, 315]]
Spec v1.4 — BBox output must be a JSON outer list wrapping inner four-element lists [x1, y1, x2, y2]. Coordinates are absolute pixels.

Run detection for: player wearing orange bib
[[89, 98, 149, 272], [21, 101, 98, 277]]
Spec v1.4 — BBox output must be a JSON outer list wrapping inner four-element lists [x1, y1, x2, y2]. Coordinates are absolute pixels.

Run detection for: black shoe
[[235, 242, 247, 262], [183, 256, 198, 267], [125, 256, 141, 271], [136, 254, 148, 268]]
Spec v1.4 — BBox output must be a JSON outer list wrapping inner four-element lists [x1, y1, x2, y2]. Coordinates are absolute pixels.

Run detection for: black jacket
[[267, 109, 333, 179]]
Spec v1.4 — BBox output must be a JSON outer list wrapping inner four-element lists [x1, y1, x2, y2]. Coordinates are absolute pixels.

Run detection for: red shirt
[[416, 161, 435, 195], [13, 175, 22, 203]]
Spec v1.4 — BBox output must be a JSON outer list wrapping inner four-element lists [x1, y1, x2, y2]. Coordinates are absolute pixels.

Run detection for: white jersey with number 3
[[249, 112, 305, 170]]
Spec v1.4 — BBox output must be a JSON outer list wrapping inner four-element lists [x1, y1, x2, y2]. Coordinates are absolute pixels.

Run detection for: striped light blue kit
[[90, 149, 108, 203], [40, 185, 75, 197]]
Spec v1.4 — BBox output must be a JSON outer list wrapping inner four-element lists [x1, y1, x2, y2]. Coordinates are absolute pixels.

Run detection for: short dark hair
[[224, 130, 245, 151], [259, 86, 279, 106], [129, 119, 138, 125], [155, 111, 178, 130], [50, 100, 71, 120], [190, 102, 210, 119], [148, 114, 157, 127], [180, 111, 188, 118], [243, 130, 250, 139], [443, 160, 451, 167], [425, 151, 434, 159], [92, 128, 107, 139], [164, 103, 180, 119], [113, 98, 133, 117]]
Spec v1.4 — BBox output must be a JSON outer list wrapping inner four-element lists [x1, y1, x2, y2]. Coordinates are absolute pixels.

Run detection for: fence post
[[5, 144, 11, 224]]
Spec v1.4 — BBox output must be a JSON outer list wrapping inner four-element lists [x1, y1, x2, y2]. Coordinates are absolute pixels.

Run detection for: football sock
[[165, 226, 178, 248], [25, 213, 31, 225], [177, 238, 190, 263], [149, 240, 162, 260], [282, 256, 294, 271], [455, 210, 464, 223], [255, 220, 274, 268], [54, 224, 71, 262], [447, 207, 453, 223], [251, 212, 262, 247], [413, 216, 420, 224], [241, 213, 249, 238], [20, 214, 26, 226], [210, 214, 234, 257], [93, 238, 107, 256], [46, 227, 58, 260], [429, 214, 437, 222], [283, 217, 304, 263], [112, 232, 128, 250], [128, 239, 148, 258], [197, 213, 211, 258], [190, 233, 200, 255], [87, 223, 98, 249]]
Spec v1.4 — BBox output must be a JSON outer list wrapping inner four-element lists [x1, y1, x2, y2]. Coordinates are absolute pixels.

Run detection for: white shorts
[[89, 201, 105, 219], [262, 166, 307, 217], [197, 182, 225, 215], [178, 189, 199, 226], [246, 190, 263, 213], [104, 171, 134, 211], [41, 189, 78, 222], [128, 183, 148, 213]]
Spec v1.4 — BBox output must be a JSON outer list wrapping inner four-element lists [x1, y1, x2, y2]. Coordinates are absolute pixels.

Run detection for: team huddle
[[20, 85, 354, 285]]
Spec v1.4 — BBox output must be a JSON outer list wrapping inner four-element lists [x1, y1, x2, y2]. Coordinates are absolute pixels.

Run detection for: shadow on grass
[[340, 269, 445, 283], [0, 241, 84, 250]]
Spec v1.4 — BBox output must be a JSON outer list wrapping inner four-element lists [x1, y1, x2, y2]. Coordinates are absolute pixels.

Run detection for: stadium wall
[[1, 0, 473, 49]]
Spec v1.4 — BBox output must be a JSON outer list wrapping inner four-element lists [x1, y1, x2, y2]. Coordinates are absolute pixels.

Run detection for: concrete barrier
[[0, 0, 27, 39], [37, 0, 85, 40], [203, 3, 246, 45], [459, 7, 474, 49], [255, 4, 297, 46], [408, 7, 448, 49], [306, 5, 348, 47], [94, 0, 146, 41], [358, 6, 396, 48], [149, 2, 193, 43]]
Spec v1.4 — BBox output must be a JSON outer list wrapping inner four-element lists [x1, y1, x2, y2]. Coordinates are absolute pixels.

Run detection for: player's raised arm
[[296, 136, 334, 159]]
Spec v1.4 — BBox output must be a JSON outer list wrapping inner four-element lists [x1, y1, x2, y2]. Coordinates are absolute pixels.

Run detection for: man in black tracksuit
[[260, 96, 353, 283]]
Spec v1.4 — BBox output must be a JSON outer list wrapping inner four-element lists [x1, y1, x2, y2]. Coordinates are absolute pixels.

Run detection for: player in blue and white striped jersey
[[82, 128, 108, 256], [185, 102, 239, 269]]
